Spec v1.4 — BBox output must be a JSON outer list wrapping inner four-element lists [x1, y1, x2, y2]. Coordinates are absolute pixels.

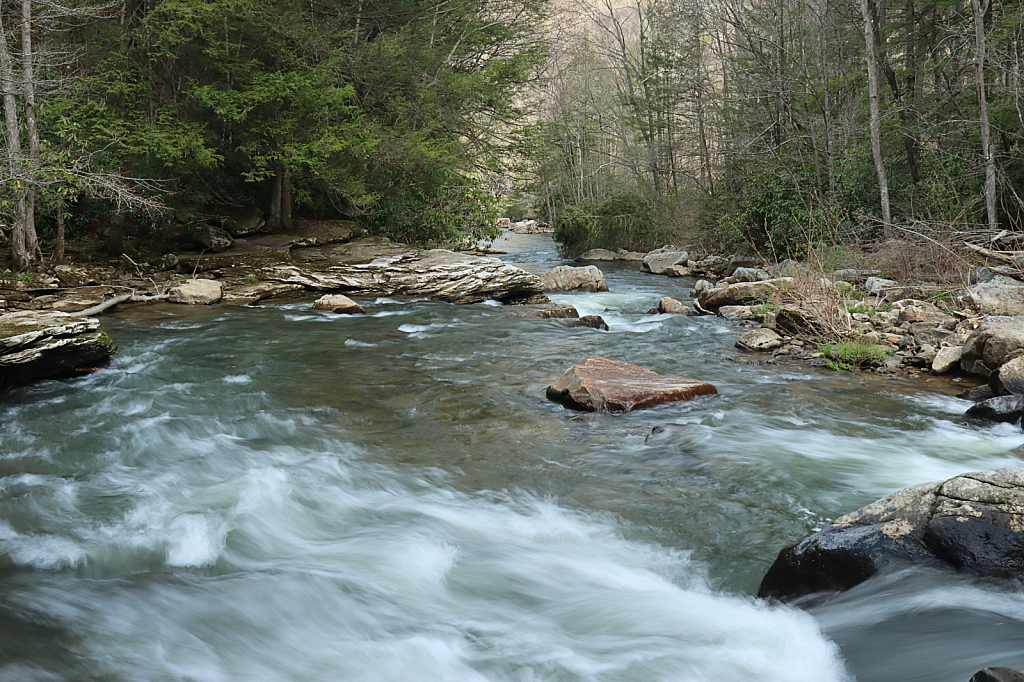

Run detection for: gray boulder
[[960, 316, 1024, 378], [192, 224, 234, 253], [735, 328, 784, 352], [575, 249, 619, 261], [724, 243, 762, 276], [932, 346, 963, 374], [696, 278, 792, 313], [539, 265, 609, 293], [658, 297, 693, 315], [169, 279, 223, 305], [221, 206, 266, 236], [964, 282, 1024, 316], [641, 248, 689, 275], [759, 468, 1024, 600], [991, 355, 1024, 395]]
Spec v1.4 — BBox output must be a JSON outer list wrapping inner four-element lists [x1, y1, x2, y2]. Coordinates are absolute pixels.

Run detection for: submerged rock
[[0, 310, 115, 388], [539, 265, 609, 293], [546, 356, 717, 412], [759, 468, 1024, 600], [574, 315, 609, 331]]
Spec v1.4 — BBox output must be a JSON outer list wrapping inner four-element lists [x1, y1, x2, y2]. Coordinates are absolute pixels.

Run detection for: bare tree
[[860, 0, 892, 237], [972, 0, 998, 233]]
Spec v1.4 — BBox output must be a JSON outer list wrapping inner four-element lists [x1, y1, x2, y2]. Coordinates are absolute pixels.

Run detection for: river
[[1, 232, 1022, 681]]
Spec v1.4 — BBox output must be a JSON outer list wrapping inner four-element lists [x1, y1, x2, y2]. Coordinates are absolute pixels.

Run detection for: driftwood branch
[[964, 242, 1020, 264], [74, 293, 169, 317]]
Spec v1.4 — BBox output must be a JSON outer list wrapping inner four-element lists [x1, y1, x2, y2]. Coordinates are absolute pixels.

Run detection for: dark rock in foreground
[[972, 668, 1024, 682], [966, 394, 1024, 422], [759, 468, 1024, 600], [0, 311, 115, 389], [546, 356, 717, 412]]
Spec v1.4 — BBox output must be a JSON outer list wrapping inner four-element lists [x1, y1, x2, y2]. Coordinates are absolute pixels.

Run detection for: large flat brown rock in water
[[546, 357, 717, 412]]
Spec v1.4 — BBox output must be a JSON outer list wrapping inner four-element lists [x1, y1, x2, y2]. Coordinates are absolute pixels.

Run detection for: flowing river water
[[2, 232, 1024, 681]]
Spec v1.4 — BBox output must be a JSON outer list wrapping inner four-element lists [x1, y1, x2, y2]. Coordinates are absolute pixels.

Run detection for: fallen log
[[74, 293, 169, 317]]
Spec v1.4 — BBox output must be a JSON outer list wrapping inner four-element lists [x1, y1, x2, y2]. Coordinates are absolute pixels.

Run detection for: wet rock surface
[[538, 265, 609, 293], [546, 356, 717, 412], [0, 310, 115, 389], [759, 468, 1024, 600]]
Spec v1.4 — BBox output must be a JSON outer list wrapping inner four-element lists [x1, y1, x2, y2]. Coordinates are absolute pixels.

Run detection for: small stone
[[168, 278, 223, 305], [312, 294, 364, 314]]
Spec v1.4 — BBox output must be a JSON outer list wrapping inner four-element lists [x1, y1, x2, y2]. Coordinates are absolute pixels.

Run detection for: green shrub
[[820, 340, 893, 369], [554, 193, 658, 257]]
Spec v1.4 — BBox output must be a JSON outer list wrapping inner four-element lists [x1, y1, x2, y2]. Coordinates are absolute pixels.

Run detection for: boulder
[[53, 265, 99, 288], [576, 249, 619, 261], [168, 279, 223, 305], [759, 468, 1024, 600], [696, 278, 791, 312], [691, 279, 715, 299], [965, 395, 1024, 422], [221, 206, 266, 236], [960, 316, 1024, 378], [724, 243, 762, 276], [972, 668, 1024, 682], [990, 355, 1024, 395], [865, 276, 899, 295], [546, 356, 717, 412], [221, 281, 303, 306], [964, 283, 1024, 316], [0, 310, 115, 388], [641, 248, 689, 275], [898, 305, 955, 326], [260, 241, 544, 304], [957, 384, 997, 402], [689, 255, 731, 278], [735, 328, 784, 352], [51, 286, 118, 313], [932, 346, 963, 374], [725, 266, 773, 283], [658, 297, 693, 315], [718, 305, 756, 321], [312, 294, 365, 314], [192, 224, 234, 253], [574, 315, 609, 331], [539, 265, 609, 293]]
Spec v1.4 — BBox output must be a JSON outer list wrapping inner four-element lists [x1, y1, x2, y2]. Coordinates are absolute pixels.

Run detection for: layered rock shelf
[[0, 310, 115, 388]]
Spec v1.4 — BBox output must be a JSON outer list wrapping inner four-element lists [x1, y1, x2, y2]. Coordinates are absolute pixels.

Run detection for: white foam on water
[[344, 339, 378, 347], [222, 375, 252, 385]]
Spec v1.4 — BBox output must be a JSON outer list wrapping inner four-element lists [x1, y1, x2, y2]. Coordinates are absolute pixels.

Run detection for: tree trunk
[[0, 8, 28, 270], [106, 207, 126, 255], [973, 0, 998, 233], [860, 0, 892, 237], [268, 167, 283, 231], [281, 166, 292, 229], [55, 199, 66, 263], [20, 0, 39, 260]]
